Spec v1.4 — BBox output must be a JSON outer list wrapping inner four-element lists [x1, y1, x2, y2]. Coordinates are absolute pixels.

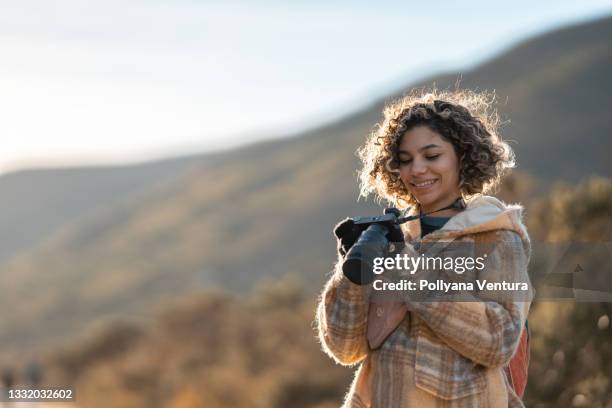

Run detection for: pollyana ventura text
[[372, 279, 529, 292]]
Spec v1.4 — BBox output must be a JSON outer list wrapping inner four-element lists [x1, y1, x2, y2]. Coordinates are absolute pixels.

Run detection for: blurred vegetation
[[37, 276, 351, 408], [529, 176, 612, 242], [524, 176, 612, 407]]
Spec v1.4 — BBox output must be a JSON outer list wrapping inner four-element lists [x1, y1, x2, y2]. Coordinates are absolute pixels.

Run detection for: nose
[[410, 157, 427, 176]]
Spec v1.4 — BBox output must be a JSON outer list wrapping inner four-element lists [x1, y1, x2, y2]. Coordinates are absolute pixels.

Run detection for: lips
[[411, 179, 438, 189]]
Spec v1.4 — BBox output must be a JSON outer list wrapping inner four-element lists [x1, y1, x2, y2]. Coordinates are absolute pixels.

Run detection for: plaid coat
[[316, 196, 533, 407]]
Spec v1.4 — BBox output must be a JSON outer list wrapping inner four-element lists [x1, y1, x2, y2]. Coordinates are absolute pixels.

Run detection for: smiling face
[[398, 126, 462, 214]]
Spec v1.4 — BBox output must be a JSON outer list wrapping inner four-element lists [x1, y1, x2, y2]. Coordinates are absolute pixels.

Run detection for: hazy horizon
[[1, 1, 611, 175]]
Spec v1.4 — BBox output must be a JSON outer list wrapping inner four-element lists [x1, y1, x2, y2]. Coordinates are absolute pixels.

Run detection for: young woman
[[316, 89, 532, 407]]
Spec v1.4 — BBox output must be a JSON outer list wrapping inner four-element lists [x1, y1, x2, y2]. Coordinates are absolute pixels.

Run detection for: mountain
[[0, 14, 610, 359], [0, 156, 206, 264]]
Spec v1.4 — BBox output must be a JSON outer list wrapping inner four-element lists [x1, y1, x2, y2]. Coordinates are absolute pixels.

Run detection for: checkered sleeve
[[315, 262, 372, 366]]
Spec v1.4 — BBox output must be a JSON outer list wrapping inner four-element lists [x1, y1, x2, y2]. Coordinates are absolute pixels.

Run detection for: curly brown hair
[[357, 88, 515, 208]]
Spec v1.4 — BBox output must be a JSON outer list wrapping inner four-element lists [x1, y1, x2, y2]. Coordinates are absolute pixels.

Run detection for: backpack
[[505, 320, 530, 398]]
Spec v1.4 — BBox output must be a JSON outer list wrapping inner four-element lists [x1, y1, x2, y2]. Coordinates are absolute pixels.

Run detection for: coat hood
[[402, 195, 530, 245]]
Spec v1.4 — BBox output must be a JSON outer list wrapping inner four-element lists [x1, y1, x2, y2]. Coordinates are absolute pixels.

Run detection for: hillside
[[0, 14, 610, 359], [0, 155, 206, 263]]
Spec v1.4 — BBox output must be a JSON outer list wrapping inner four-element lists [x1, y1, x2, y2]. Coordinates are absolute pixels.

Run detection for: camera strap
[[397, 197, 466, 224]]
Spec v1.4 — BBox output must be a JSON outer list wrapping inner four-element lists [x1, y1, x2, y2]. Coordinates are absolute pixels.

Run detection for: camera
[[342, 208, 403, 285]]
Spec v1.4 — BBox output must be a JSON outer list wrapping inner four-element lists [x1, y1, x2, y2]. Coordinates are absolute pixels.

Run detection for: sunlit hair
[[357, 88, 515, 208]]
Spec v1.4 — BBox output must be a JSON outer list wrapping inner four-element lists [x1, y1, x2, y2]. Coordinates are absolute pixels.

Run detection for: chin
[[413, 192, 440, 208]]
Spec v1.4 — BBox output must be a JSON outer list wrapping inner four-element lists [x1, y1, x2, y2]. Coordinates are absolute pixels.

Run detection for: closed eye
[[399, 154, 440, 164]]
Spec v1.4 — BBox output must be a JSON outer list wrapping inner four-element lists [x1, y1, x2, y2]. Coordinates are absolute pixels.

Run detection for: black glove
[[383, 208, 406, 254], [334, 218, 361, 259], [334, 208, 407, 259]]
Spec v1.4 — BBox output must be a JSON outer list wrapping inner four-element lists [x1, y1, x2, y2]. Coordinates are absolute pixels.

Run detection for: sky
[[1, 0, 611, 174]]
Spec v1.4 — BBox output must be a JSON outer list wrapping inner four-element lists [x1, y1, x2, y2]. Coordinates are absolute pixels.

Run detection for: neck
[[420, 197, 463, 218], [422, 208, 461, 218]]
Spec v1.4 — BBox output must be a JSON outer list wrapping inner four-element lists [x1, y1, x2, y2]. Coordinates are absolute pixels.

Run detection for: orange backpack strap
[[505, 320, 530, 398]]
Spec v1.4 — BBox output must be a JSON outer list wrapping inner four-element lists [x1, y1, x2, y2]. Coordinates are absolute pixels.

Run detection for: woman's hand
[[383, 208, 406, 254], [333, 218, 361, 259], [334, 209, 406, 260]]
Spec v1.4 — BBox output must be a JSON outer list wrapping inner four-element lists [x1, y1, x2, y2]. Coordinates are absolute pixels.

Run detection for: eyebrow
[[398, 144, 441, 154]]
